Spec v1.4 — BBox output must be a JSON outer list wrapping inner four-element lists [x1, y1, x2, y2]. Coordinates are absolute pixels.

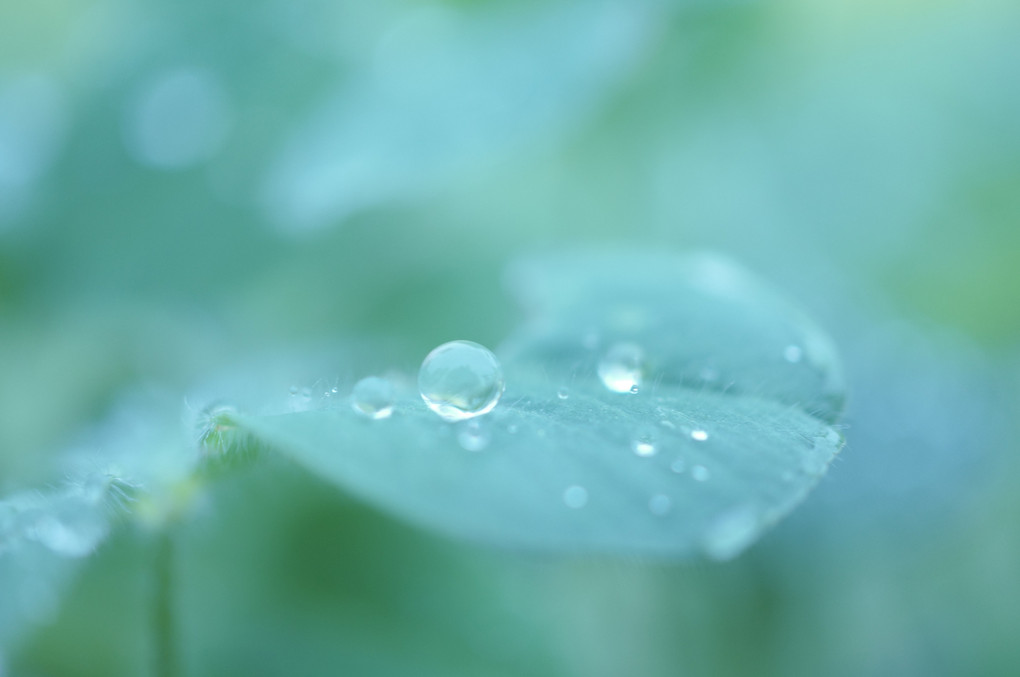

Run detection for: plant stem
[[154, 531, 178, 677]]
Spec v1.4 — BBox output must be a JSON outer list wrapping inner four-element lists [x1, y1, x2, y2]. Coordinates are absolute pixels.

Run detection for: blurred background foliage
[[1, 0, 1018, 675]]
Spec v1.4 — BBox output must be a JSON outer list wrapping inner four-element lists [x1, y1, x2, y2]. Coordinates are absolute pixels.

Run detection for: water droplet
[[598, 342, 645, 394], [631, 426, 659, 457], [649, 494, 672, 516], [288, 385, 299, 395], [457, 420, 490, 451], [557, 387, 570, 400], [670, 458, 686, 474], [702, 505, 759, 561], [691, 465, 710, 482], [419, 340, 505, 422], [563, 485, 588, 509], [690, 429, 709, 442], [784, 345, 803, 363], [629, 385, 640, 394], [300, 387, 312, 400], [351, 376, 395, 420]]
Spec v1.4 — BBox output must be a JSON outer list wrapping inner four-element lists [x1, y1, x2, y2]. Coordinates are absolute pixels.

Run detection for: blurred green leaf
[[237, 253, 845, 559]]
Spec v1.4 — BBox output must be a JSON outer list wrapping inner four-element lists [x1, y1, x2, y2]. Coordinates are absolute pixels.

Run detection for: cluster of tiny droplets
[[349, 333, 807, 521]]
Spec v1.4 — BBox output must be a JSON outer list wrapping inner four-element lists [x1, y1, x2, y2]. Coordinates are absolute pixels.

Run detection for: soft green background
[[1, 0, 1018, 675]]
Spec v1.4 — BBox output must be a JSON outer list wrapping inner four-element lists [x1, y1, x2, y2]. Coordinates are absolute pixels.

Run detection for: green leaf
[[236, 253, 846, 560], [0, 468, 136, 647]]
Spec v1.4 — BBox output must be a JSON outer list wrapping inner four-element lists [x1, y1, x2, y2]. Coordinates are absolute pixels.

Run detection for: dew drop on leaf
[[631, 426, 659, 457], [418, 340, 505, 422], [351, 376, 395, 420], [597, 342, 645, 393]]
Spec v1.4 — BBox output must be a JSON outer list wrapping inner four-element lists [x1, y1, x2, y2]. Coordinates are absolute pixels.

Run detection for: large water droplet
[[419, 340, 505, 422], [351, 376, 395, 420], [457, 420, 490, 451], [702, 505, 759, 561], [597, 342, 645, 394], [563, 485, 588, 509]]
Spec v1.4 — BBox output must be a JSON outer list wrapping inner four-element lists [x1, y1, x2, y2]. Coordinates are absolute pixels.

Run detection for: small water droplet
[[351, 376, 395, 420], [629, 385, 640, 394], [691, 465, 710, 482], [649, 494, 672, 516], [690, 429, 709, 442], [702, 505, 759, 561], [557, 387, 570, 400], [288, 385, 298, 395], [598, 342, 645, 394], [457, 420, 490, 451], [784, 345, 803, 363], [631, 426, 659, 457], [419, 340, 505, 422], [563, 485, 588, 509], [670, 458, 686, 474]]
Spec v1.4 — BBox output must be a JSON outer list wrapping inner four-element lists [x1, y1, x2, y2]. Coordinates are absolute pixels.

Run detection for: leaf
[[0, 468, 136, 648], [236, 252, 846, 560], [261, 0, 655, 230], [0, 390, 201, 650]]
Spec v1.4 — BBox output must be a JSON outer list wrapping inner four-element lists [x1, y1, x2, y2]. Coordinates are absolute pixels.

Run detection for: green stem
[[154, 531, 178, 677]]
